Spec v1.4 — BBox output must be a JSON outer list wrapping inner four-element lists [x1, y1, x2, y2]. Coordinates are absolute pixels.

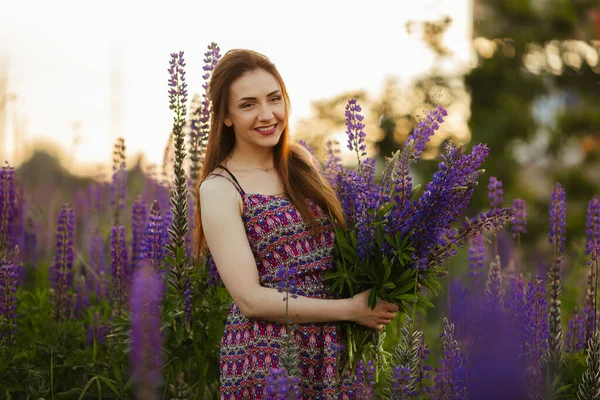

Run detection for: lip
[[254, 123, 277, 136]]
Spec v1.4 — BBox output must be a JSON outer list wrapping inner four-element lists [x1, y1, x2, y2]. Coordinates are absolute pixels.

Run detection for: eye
[[270, 96, 282, 102], [241, 102, 254, 109]]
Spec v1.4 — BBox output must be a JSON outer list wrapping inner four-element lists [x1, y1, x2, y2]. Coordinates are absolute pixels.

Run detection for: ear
[[224, 117, 233, 127]]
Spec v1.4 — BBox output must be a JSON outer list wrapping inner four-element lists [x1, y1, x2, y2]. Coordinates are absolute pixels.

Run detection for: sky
[[1, 0, 472, 174]]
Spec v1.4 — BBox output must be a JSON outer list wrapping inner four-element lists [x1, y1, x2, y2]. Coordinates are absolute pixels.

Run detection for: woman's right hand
[[348, 289, 399, 331]]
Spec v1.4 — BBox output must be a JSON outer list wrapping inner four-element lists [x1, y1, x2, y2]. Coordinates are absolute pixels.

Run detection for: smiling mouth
[[256, 124, 276, 132]]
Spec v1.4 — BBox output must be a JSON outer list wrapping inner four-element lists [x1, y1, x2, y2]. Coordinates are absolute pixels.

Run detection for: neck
[[228, 147, 275, 169]]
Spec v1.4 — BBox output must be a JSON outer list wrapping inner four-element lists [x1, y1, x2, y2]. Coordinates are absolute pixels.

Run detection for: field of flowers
[[1, 42, 599, 399]]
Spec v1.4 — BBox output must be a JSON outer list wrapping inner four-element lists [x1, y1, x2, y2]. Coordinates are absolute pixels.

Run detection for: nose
[[258, 104, 275, 121]]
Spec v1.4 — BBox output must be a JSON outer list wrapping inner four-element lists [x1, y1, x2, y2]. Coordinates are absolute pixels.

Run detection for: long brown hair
[[193, 49, 345, 256]]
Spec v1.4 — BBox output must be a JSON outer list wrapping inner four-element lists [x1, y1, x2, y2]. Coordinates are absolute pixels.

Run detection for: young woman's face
[[224, 69, 287, 150]]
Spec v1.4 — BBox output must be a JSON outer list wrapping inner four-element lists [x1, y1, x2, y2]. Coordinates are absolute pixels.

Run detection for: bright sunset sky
[[1, 0, 472, 174]]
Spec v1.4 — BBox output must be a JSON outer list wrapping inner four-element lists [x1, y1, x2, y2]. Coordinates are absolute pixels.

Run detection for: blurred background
[[1, 0, 599, 273]]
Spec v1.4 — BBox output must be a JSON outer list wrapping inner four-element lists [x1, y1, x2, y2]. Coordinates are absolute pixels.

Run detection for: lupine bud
[[49, 204, 75, 320], [487, 177, 504, 208], [407, 105, 447, 161], [0, 262, 21, 342], [130, 261, 163, 400], [549, 183, 566, 253], [110, 225, 129, 313], [511, 198, 527, 238], [131, 197, 148, 271]]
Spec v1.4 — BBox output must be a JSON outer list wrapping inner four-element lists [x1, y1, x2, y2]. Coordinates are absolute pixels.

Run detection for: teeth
[[257, 124, 275, 131]]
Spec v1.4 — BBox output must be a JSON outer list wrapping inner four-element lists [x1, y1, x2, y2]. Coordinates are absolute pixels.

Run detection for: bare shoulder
[[199, 172, 242, 214]]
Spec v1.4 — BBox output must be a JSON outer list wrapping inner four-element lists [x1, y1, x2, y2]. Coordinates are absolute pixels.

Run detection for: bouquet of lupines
[[321, 100, 514, 377]]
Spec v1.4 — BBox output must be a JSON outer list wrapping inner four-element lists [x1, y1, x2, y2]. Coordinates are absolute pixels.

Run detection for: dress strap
[[215, 165, 246, 195]]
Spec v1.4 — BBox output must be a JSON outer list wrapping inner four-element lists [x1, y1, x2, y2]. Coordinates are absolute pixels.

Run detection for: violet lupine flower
[[505, 273, 526, 360], [586, 195, 600, 260], [87, 311, 106, 345], [0, 262, 21, 341], [565, 306, 586, 353], [131, 197, 148, 271], [207, 256, 221, 285], [407, 105, 447, 161], [429, 207, 515, 268], [0, 165, 16, 259], [142, 201, 167, 270], [276, 264, 298, 300], [468, 235, 486, 283], [405, 142, 490, 269], [511, 198, 527, 238], [548, 183, 567, 253], [433, 317, 468, 400], [353, 359, 376, 399], [324, 140, 343, 188], [49, 204, 75, 320], [130, 262, 163, 400], [265, 367, 301, 399], [345, 99, 367, 157], [298, 140, 314, 156], [487, 176, 504, 208], [110, 225, 129, 312], [523, 276, 549, 398]]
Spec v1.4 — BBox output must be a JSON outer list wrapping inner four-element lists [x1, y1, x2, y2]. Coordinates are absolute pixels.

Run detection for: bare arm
[[200, 177, 398, 327]]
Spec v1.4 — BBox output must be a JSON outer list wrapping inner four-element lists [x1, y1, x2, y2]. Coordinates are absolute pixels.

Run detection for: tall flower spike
[[344, 99, 367, 171], [386, 314, 423, 398], [111, 138, 127, 227], [131, 196, 148, 271], [130, 261, 163, 400], [0, 164, 16, 261], [433, 317, 468, 399], [511, 198, 527, 238], [487, 176, 504, 208], [110, 225, 129, 315], [0, 262, 21, 344], [407, 105, 447, 161], [142, 201, 167, 270], [49, 203, 75, 320], [546, 183, 566, 379], [523, 276, 549, 399], [484, 255, 505, 315], [577, 331, 600, 400]]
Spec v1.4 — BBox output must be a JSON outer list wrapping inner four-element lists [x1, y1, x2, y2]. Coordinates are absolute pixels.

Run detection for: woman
[[194, 49, 398, 399]]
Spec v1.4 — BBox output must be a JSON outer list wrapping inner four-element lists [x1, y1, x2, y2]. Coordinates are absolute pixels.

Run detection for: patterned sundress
[[211, 166, 355, 400]]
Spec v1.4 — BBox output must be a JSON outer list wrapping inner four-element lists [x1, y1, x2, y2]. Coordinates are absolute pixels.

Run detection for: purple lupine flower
[[345, 99, 367, 168], [110, 225, 129, 312], [207, 256, 221, 285], [131, 197, 148, 271], [276, 264, 298, 300], [511, 198, 527, 238], [0, 262, 21, 342], [404, 142, 490, 269], [0, 165, 16, 260], [433, 317, 468, 399], [487, 176, 504, 208], [523, 276, 549, 398], [265, 367, 301, 399], [324, 140, 343, 188], [391, 366, 414, 398], [142, 201, 167, 270], [566, 306, 586, 353], [360, 157, 377, 188], [168, 50, 188, 111], [49, 204, 75, 320], [429, 207, 514, 268], [549, 183, 567, 253], [407, 105, 447, 161], [586, 195, 600, 260], [130, 261, 163, 400], [87, 311, 106, 345], [468, 235, 486, 283], [353, 359, 376, 399]]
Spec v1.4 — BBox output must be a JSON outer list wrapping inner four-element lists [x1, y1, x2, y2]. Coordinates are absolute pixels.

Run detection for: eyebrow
[[237, 90, 281, 102]]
